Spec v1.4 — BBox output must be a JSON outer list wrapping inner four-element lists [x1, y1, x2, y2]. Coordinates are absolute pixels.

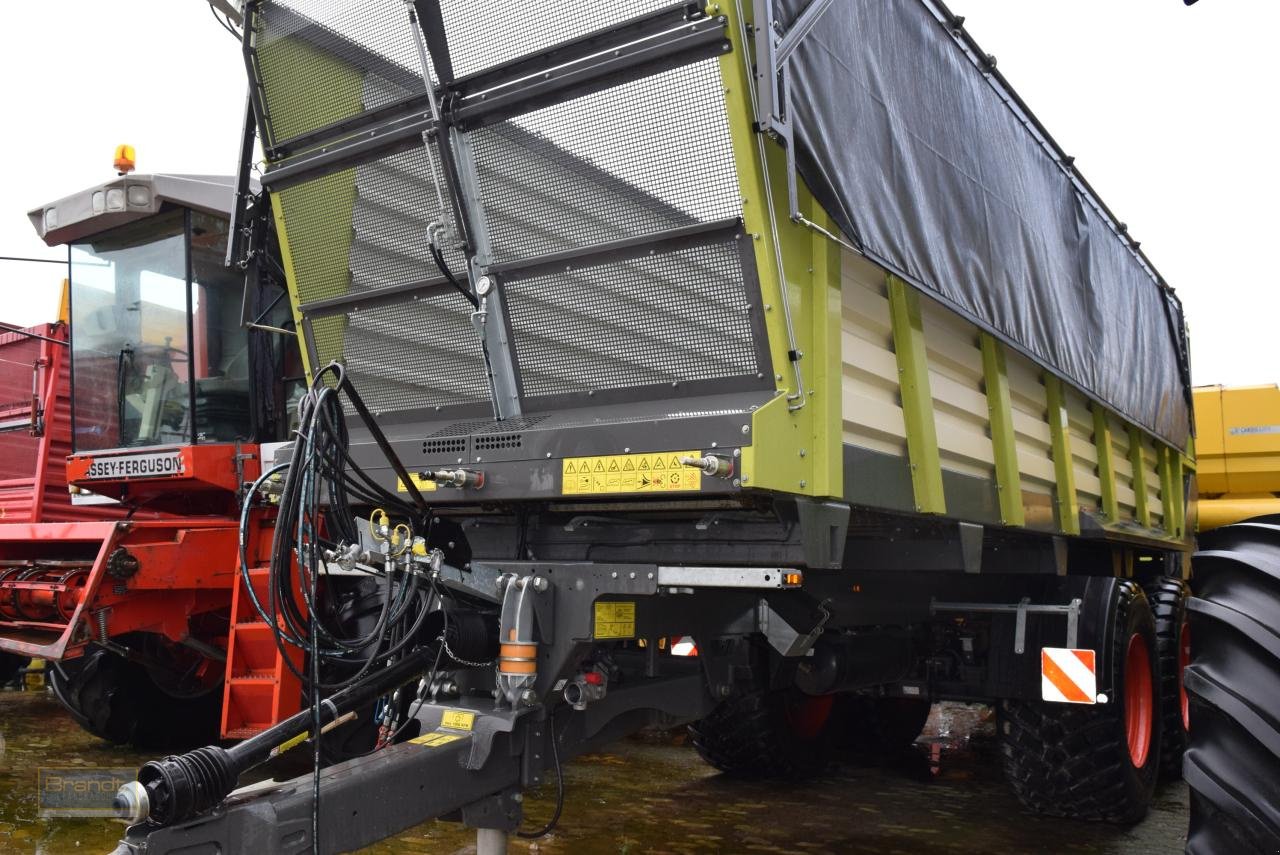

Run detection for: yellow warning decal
[[440, 710, 476, 731], [396, 472, 438, 493], [410, 731, 465, 748], [561, 451, 701, 496], [594, 601, 637, 639]]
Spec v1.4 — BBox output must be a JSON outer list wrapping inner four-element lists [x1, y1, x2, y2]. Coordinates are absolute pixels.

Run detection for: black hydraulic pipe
[[339, 374, 431, 516], [116, 645, 439, 827]]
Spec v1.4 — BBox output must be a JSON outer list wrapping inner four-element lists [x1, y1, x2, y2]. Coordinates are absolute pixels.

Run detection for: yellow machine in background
[[1193, 384, 1280, 530], [1186, 384, 1280, 853]]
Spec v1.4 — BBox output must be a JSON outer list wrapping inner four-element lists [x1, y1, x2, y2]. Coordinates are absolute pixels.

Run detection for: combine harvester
[[1, 165, 313, 748], [110, 1, 1194, 852], [1184, 385, 1280, 854]]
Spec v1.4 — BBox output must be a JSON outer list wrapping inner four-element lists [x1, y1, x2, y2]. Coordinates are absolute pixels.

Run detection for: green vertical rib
[[1128, 425, 1151, 528], [980, 334, 1023, 526], [1171, 453, 1186, 538], [1158, 444, 1178, 537], [1045, 375, 1080, 535], [1092, 405, 1120, 522], [887, 276, 945, 514]]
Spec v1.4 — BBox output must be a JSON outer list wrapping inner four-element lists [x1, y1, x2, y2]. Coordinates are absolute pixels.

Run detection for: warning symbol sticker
[[594, 602, 637, 639], [560, 451, 702, 496], [396, 473, 438, 493]]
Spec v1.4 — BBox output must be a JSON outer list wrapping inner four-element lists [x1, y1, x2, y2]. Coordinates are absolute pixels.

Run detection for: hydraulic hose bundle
[[119, 364, 502, 839], [239, 363, 432, 694]]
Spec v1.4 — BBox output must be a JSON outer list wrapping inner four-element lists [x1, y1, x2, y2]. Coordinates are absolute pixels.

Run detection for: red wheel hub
[[1124, 632, 1154, 768], [785, 693, 834, 741], [1178, 620, 1191, 732]]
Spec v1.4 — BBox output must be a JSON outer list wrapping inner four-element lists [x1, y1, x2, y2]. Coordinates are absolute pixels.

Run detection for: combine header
[[112, 1, 1194, 852]]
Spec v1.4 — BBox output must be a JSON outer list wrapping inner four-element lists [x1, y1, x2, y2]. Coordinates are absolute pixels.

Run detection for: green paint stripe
[[980, 334, 1023, 526], [887, 276, 945, 514], [1045, 375, 1079, 535], [1092, 405, 1120, 522], [1158, 444, 1178, 537], [1128, 425, 1151, 528]]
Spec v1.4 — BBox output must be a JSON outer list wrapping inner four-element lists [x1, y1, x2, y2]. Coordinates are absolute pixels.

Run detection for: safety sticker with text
[[562, 452, 701, 496]]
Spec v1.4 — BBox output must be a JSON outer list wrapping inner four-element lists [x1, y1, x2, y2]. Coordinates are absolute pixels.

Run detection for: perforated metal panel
[[504, 235, 758, 397], [471, 59, 741, 263], [256, 0, 429, 146], [436, 0, 676, 79], [255, 1, 766, 419], [315, 294, 490, 412]]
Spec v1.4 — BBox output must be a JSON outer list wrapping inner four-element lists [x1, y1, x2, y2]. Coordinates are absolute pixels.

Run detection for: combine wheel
[[999, 580, 1159, 825], [690, 687, 835, 779], [1144, 576, 1191, 778], [1185, 519, 1280, 854], [0, 651, 29, 686], [47, 640, 222, 750]]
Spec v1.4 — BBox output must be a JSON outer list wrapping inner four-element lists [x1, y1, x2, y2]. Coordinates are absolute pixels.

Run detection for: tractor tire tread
[[689, 688, 828, 780]]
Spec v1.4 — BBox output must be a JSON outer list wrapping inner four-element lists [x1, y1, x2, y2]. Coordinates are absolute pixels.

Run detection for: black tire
[[832, 695, 931, 755], [0, 651, 30, 686], [999, 580, 1160, 825], [1145, 576, 1190, 779], [1185, 519, 1280, 854], [690, 687, 836, 779], [47, 644, 222, 750]]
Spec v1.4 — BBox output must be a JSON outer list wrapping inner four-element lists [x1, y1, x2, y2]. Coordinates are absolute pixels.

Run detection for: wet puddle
[[0, 690, 1187, 854]]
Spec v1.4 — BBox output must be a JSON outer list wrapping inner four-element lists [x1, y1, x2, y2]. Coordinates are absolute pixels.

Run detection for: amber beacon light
[[113, 144, 136, 175]]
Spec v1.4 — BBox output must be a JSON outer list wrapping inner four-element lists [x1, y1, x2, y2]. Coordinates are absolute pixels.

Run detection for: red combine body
[[0, 173, 306, 747], [0, 321, 129, 524]]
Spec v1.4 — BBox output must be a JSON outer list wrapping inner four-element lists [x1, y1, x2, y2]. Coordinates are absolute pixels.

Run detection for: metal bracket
[[657, 566, 799, 589], [931, 596, 1083, 655], [750, 0, 836, 220], [757, 597, 830, 657]]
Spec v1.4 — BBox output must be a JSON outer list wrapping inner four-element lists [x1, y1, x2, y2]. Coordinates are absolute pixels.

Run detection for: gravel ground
[[0, 690, 1187, 854]]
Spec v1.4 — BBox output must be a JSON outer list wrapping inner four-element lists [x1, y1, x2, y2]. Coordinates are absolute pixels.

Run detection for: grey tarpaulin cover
[[777, 0, 1192, 449]]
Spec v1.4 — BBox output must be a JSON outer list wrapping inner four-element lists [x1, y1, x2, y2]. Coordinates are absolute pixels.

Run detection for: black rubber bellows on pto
[[135, 746, 237, 826]]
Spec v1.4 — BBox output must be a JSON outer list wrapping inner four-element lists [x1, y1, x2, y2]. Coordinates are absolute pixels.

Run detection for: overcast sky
[[1, 1, 1275, 387]]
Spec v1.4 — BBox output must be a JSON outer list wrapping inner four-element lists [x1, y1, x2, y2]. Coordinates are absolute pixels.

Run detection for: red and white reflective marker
[[671, 636, 698, 657], [1041, 647, 1099, 704]]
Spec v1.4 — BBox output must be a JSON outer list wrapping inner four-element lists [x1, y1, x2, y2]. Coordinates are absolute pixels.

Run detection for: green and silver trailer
[[113, 1, 1194, 851]]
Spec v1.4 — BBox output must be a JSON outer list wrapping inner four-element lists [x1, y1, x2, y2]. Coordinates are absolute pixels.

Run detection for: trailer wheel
[[1185, 519, 1280, 854], [0, 652, 29, 686], [832, 695, 932, 755], [47, 644, 222, 749], [1145, 576, 1190, 778], [690, 687, 835, 779], [999, 580, 1160, 825]]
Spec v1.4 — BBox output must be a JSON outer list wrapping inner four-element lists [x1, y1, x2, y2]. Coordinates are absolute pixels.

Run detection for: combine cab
[[2, 173, 304, 747]]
